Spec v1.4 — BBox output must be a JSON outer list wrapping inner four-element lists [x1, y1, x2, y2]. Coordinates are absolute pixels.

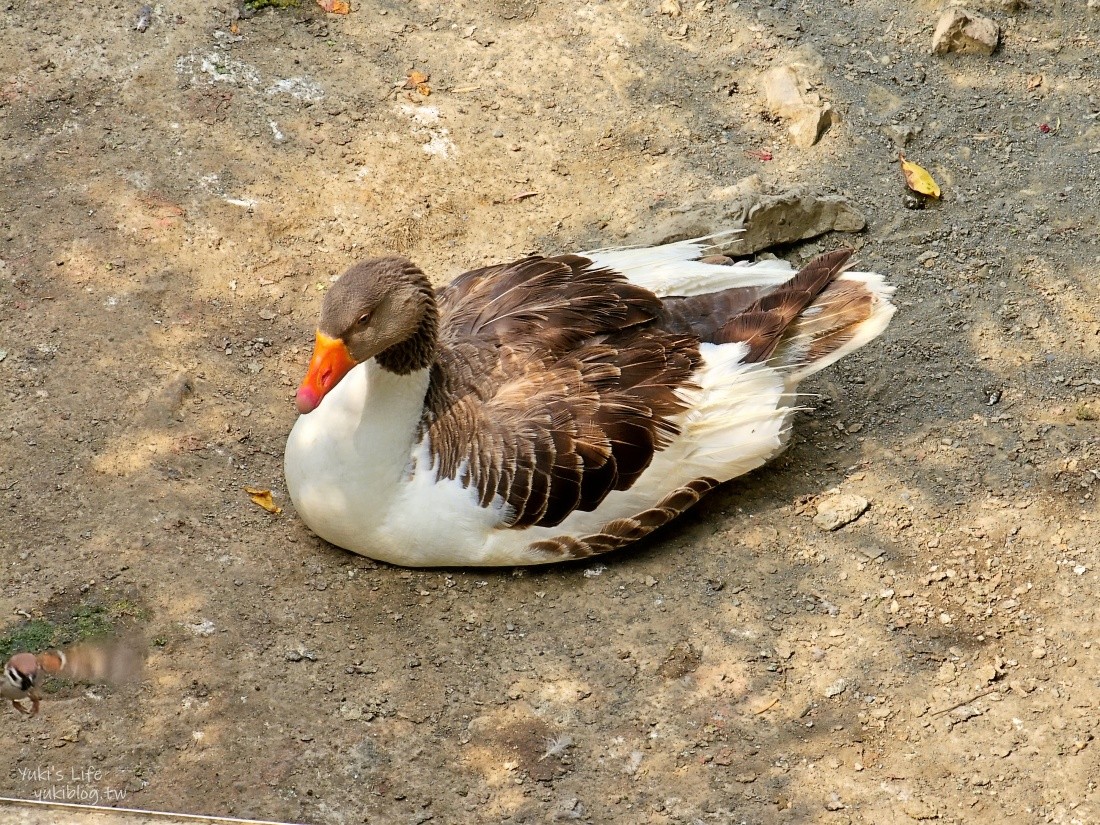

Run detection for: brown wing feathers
[[526, 476, 720, 560], [424, 256, 701, 529], [422, 249, 859, 534], [716, 248, 854, 361]]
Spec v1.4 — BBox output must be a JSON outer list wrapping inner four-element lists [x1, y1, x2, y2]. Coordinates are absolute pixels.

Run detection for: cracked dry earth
[[2, 1, 1100, 823]]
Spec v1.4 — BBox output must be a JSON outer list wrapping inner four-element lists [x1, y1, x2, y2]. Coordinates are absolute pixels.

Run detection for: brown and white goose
[[284, 236, 894, 567]]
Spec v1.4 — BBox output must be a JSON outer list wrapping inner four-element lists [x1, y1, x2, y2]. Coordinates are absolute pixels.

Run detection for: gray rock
[[932, 8, 1000, 56], [824, 678, 848, 697], [760, 65, 836, 148], [813, 493, 870, 531], [626, 178, 865, 255], [741, 189, 865, 252]]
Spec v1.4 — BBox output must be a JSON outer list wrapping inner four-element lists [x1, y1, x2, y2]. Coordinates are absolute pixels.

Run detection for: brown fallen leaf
[[244, 486, 282, 514], [899, 154, 941, 199], [317, 0, 350, 13], [1027, 74, 1043, 91], [404, 70, 431, 96], [229, 21, 239, 35]]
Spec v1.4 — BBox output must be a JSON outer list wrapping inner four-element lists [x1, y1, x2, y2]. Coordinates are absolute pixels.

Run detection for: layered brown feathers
[[421, 255, 701, 529], [412, 248, 868, 539], [716, 248, 855, 361]]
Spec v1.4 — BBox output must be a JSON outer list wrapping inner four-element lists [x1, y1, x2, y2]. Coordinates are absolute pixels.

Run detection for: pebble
[[976, 664, 999, 683], [950, 704, 982, 722], [186, 620, 216, 637], [813, 493, 870, 531], [824, 678, 847, 698]]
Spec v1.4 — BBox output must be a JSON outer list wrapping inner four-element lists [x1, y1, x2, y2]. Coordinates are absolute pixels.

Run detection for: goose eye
[[356, 312, 372, 327]]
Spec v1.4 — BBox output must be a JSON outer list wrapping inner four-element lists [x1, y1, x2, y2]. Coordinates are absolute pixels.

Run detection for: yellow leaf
[[317, 0, 350, 13], [900, 154, 941, 199], [406, 70, 429, 86], [244, 486, 282, 514]]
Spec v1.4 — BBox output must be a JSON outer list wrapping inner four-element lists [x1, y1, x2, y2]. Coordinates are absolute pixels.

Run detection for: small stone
[[552, 798, 585, 821], [824, 794, 845, 811], [950, 704, 982, 722], [991, 743, 1014, 758], [932, 8, 1000, 56], [340, 705, 363, 721], [186, 620, 216, 637], [824, 678, 847, 698], [976, 664, 999, 683], [760, 65, 835, 148], [259, 308, 277, 321], [788, 103, 836, 148], [813, 493, 869, 531], [734, 772, 757, 784]]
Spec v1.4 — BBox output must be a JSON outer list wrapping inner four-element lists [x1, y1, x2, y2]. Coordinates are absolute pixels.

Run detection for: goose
[[284, 236, 894, 567]]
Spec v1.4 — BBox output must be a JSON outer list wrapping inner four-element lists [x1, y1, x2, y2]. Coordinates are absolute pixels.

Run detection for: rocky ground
[[2, 0, 1099, 823]]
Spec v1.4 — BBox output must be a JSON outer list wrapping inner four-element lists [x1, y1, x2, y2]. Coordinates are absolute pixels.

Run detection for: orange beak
[[295, 332, 357, 414]]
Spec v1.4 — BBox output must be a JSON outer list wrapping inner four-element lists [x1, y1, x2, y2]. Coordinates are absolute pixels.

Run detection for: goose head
[[295, 256, 436, 414]]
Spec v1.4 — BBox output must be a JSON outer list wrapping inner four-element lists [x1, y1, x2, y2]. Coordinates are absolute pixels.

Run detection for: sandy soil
[[2, 0, 1099, 822]]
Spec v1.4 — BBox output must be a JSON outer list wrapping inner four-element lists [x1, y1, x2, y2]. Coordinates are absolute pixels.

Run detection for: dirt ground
[[2, 0, 1099, 823]]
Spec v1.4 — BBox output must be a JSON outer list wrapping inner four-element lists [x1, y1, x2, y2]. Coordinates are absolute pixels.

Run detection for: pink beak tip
[[295, 387, 320, 415]]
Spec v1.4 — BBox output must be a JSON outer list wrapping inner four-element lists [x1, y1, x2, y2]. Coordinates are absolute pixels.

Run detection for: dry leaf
[[1027, 74, 1043, 90], [229, 21, 239, 35], [244, 486, 282, 514], [403, 70, 431, 96], [317, 0, 350, 13], [899, 154, 941, 199], [660, 0, 682, 16]]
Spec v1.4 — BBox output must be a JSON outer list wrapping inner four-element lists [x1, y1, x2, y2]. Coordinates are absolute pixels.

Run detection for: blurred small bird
[[2, 640, 141, 717]]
